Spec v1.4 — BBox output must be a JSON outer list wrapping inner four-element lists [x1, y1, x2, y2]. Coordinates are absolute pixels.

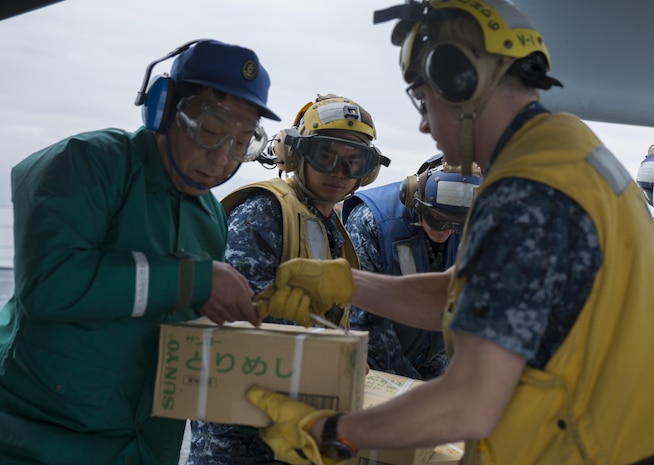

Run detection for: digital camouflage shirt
[[187, 189, 347, 465], [451, 177, 602, 369], [346, 202, 451, 380]]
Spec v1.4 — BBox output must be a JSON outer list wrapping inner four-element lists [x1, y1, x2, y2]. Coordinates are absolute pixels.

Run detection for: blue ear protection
[[139, 76, 173, 132], [134, 39, 205, 133]]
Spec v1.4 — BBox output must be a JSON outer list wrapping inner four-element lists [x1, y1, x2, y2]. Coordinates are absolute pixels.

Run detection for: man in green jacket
[[0, 39, 280, 465]]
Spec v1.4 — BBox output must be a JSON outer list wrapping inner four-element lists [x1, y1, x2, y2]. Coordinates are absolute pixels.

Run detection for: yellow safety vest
[[222, 177, 359, 328], [443, 113, 654, 465]]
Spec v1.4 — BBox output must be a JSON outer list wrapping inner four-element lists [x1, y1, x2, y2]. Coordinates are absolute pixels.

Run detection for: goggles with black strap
[[283, 128, 390, 179]]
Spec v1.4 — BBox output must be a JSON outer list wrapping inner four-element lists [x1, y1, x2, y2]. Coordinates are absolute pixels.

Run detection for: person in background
[[0, 39, 284, 465], [245, 1, 654, 463], [186, 94, 390, 465], [343, 155, 481, 379], [636, 144, 654, 207]]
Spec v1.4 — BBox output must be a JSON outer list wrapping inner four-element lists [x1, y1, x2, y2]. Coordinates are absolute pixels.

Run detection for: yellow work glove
[[246, 386, 337, 465], [254, 258, 355, 327]]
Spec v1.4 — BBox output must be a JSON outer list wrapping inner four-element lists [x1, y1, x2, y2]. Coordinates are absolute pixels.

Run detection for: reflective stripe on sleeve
[[131, 251, 149, 317]]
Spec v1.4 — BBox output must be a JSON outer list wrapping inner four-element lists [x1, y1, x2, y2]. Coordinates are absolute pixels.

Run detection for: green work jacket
[[0, 127, 225, 464]]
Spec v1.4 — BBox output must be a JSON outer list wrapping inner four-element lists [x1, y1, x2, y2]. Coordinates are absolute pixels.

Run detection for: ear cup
[[399, 175, 419, 208], [360, 164, 381, 187], [416, 169, 431, 201], [141, 76, 175, 133], [425, 43, 478, 103], [272, 129, 300, 173], [360, 146, 390, 186]]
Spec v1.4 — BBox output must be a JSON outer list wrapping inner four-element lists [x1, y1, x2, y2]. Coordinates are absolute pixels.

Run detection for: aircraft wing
[[0, 0, 64, 21], [515, 0, 653, 127]]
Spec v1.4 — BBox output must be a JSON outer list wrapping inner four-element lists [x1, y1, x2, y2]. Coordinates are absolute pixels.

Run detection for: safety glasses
[[176, 96, 268, 162], [406, 79, 427, 115], [413, 199, 466, 233], [284, 131, 388, 179]]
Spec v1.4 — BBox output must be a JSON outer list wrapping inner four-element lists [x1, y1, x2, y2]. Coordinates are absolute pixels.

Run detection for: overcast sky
[[1, 0, 652, 207]]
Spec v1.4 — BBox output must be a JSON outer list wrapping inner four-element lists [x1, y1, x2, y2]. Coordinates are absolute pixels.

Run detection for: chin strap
[[459, 106, 476, 177]]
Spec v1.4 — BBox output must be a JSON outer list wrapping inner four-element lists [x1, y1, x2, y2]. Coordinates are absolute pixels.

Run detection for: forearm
[[310, 332, 526, 451], [350, 268, 452, 330], [311, 372, 478, 450]]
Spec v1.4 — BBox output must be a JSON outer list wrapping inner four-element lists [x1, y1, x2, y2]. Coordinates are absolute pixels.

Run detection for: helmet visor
[[176, 96, 268, 162], [285, 133, 382, 179]]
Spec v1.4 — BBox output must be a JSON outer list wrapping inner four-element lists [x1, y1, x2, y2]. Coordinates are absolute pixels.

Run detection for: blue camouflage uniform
[[343, 182, 459, 380], [187, 189, 348, 465], [450, 102, 601, 371]]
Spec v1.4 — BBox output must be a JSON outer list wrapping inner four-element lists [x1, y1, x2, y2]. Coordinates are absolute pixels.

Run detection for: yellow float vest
[[443, 113, 654, 465], [222, 177, 359, 328]]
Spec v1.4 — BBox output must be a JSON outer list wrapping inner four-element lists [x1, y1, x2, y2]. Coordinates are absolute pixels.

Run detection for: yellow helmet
[[272, 94, 389, 199], [376, 0, 556, 90], [374, 0, 561, 176], [293, 96, 376, 140]]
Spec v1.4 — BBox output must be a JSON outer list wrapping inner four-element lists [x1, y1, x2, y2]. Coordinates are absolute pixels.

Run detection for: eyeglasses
[[413, 199, 466, 234], [406, 79, 427, 115], [176, 96, 268, 162], [284, 131, 389, 179]]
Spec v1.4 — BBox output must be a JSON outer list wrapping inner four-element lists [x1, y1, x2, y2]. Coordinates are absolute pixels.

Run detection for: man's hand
[[199, 261, 261, 327], [246, 386, 336, 465], [253, 258, 354, 326]]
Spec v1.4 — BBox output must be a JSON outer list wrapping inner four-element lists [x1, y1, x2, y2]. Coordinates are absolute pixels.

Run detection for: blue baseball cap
[[171, 39, 281, 121]]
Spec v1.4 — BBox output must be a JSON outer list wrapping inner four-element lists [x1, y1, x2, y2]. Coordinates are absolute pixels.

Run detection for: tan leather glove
[[246, 386, 337, 465], [254, 258, 355, 327]]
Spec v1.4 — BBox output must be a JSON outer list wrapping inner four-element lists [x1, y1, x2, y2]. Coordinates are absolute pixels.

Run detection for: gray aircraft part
[[515, 0, 653, 127]]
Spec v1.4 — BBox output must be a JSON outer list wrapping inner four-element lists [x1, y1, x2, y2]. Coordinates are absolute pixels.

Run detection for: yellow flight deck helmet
[[395, 0, 554, 81], [374, 0, 562, 175], [269, 94, 390, 202]]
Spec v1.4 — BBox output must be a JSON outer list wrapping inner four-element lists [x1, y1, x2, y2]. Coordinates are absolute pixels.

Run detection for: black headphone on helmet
[[422, 40, 482, 104], [421, 40, 562, 105], [134, 39, 207, 133]]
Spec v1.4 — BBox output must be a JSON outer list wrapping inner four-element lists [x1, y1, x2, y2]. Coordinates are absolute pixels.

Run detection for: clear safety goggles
[[284, 131, 386, 179], [413, 199, 466, 233], [176, 96, 268, 162]]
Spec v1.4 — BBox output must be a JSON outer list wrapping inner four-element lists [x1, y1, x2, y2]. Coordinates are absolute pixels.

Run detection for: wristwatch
[[320, 413, 357, 460]]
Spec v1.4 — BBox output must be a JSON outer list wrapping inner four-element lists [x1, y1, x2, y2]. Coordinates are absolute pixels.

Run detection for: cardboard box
[[427, 442, 464, 464], [348, 371, 433, 465], [152, 318, 368, 427]]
